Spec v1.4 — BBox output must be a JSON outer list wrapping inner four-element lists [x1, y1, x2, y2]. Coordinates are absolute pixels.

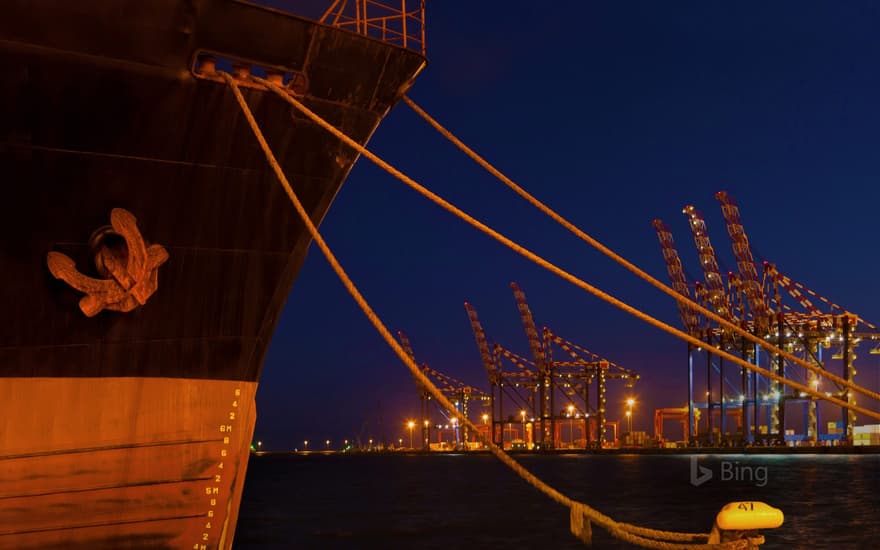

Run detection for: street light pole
[[626, 398, 636, 434], [567, 405, 575, 448], [407, 420, 415, 449], [481, 414, 489, 447]]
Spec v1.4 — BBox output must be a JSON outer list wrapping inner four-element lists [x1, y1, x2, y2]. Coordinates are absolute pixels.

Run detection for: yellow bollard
[[708, 501, 784, 546]]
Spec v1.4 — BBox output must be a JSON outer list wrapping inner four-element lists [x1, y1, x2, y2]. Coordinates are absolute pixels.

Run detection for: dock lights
[[482, 414, 489, 424], [625, 398, 636, 432], [407, 420, 415, 448]]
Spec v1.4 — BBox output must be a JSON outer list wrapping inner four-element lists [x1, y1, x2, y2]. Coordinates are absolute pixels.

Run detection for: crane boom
[[397, 330, 418, 362], [715, 191, 772, 331], [682, 205, 735, 322], [762, 263, 820, 316], [464, 302, 499, 382], [422, 365, 488, 399], [510, 282, 552, 445], [652, 219, 700, 334], [496, 345, 537, 374], [510, 282, 547, 372], [544, 328, 639, 384], [397, 330, 427, 392]]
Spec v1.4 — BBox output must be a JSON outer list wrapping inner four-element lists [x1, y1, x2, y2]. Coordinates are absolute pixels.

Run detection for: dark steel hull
[[0, 1, 424, 547]]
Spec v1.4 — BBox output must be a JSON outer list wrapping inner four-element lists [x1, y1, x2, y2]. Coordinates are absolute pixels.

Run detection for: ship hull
[[0, 378, 257, 550], [0, 1, 425, 547]]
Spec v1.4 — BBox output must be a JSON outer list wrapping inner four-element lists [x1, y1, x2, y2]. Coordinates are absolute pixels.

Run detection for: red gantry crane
[[466, 285, 641, 449], [465, 300, 543, 447], [543, 328, 639, 447]]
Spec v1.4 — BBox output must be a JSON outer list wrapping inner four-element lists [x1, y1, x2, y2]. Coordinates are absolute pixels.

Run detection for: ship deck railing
[[321, 0, 426, 55]]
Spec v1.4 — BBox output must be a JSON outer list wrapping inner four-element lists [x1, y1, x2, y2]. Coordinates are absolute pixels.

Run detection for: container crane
[[510, 282, 553, 447], [421, 365, 491, 445], [716, 191, 857, 441], [494, 346, 539, 413], [397, 330, 431, 448], [682, 204, 745, 444], [761, 265, 875, 443], [398, 330, 489, 448], [464, 302, 502, 443], [543, 328, 640, 447]]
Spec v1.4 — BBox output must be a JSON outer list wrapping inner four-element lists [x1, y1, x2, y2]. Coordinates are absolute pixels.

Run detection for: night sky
[[253, 1, 880, 450]]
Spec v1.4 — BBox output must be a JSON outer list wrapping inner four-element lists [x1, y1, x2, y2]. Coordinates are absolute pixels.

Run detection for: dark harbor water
[[235, 453, 878, 549]]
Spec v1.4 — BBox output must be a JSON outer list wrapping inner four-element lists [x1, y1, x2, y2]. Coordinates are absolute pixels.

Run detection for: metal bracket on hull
[[47, 208, 168, 317], [192, 52, 309, 96]]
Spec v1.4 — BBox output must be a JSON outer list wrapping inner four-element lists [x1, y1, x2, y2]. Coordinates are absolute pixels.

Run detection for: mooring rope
[[400, 95, 880, 406], [221, 72, 763, 548], [248, 74, 879, 423]]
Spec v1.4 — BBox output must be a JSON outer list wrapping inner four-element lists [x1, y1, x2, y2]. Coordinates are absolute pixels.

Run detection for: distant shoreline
[[254, 445, 880, 456]]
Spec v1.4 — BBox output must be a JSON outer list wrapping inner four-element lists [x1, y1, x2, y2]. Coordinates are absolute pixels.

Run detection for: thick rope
[[222, 72, 756, 549], [401, 95, 880, 406], [251, 75, 879, 423]]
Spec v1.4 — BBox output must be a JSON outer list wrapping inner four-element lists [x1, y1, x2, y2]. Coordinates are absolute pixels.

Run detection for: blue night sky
[[253, 1, 880, 449]]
